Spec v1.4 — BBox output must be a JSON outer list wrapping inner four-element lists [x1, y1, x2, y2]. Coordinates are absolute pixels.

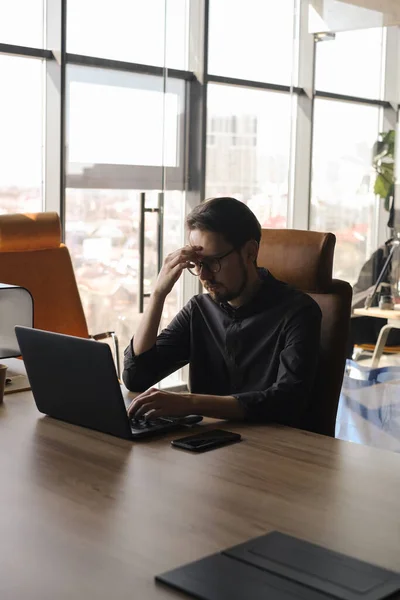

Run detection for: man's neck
[[228, 270, 263, 308]]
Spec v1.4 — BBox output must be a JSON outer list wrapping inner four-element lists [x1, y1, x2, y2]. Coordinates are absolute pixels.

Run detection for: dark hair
[[186, 197, 261, 248]]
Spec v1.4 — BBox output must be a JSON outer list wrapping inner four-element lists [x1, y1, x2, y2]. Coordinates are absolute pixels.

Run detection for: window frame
[[1, 0, 399, 385]]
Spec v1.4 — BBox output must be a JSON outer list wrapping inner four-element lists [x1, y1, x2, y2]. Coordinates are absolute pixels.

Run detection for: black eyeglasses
[[188, 247, 237, 276]]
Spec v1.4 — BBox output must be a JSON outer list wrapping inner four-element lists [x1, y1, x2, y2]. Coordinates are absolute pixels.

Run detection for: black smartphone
[[171, 429, 242, 452]]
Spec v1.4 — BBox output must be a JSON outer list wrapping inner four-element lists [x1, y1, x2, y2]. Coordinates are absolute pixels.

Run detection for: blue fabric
[[336, 360, 400, 451], [344, 359, 400, 387]]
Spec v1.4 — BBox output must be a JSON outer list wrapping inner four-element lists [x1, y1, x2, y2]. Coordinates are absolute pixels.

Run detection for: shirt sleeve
[[122, 300, 192, 392], [233, 301, 322, 425]]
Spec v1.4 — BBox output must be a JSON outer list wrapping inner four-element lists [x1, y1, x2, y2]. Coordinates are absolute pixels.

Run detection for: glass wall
[[314, 28, 385, 99], [0, 0, 44, 48], [206, 0, 297, 227], [64, 48, 187, 385], [0, 55, 44, 215], [206, 85, 292, 227], [208, 0, 296, 85], [0, 0, 398, 382], [310, 27, 386, 284], [67, 0, 188, 69], [310, 100, 381, 284]]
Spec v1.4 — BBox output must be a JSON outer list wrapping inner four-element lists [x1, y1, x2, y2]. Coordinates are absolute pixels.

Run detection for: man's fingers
[[144, 408, 164, 420], [162, 262, 194, 288], [169, 245, 201, 262], [170, 261, 193, 276], [127, 388, 158, 416], [165, 248, 185, 262], [129, 396, 157, 418], [134, 401, 158, 420], [166, 245, 200, 263], [168, 255, 190, 270], [128, 390, 188, 420], [168, 252, 198, 270]]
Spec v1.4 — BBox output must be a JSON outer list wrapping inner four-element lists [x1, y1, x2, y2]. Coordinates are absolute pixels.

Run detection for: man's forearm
[[133, 292, 166, 356], [133, 244, 198, 356], [188, 393, 245, 420]]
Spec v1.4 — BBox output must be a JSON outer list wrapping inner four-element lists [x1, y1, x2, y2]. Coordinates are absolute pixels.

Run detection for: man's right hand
[[154, 245, 202, 298]]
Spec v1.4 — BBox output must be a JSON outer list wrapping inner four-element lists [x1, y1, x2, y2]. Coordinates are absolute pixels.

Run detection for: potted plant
[[372, 129, 395, 217], [371, 129, 400, 304]]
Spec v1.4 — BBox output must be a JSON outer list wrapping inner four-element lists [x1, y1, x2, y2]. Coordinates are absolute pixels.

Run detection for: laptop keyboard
[[130, 416, 176, 432], [130, 415, 202, 434]]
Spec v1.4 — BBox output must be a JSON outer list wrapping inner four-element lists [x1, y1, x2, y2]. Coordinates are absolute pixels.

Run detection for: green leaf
[[372, 139, 386, 163], [372, 129, 396, 209], [374, 173, 391, 199], [378, 163, 394, 177], [384, 130, 396, 146]]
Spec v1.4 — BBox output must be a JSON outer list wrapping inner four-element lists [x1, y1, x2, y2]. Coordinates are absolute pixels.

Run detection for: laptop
[[15, 326, 202, 440]]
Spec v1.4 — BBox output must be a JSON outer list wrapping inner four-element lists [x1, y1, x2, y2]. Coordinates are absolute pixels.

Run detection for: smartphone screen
[[171, 429, 241, 452]]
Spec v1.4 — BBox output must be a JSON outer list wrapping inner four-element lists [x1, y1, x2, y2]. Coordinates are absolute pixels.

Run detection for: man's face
[[189, 229, 251, 303]]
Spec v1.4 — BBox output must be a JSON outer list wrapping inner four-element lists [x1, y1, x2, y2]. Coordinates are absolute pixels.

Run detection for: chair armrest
[[90, 331, 120, 379], [90, 331, 115, 341]]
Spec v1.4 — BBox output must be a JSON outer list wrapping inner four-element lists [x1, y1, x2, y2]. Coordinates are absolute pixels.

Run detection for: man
[[123, 197, 321, 427]]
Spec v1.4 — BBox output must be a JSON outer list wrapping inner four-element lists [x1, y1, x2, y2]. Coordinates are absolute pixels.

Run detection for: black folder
[[156, 531, 400, 600]]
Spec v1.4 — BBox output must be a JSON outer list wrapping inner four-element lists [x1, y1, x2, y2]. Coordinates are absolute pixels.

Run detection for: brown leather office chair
[[0, 212, 120, 376], [258, 229, 352, 437]]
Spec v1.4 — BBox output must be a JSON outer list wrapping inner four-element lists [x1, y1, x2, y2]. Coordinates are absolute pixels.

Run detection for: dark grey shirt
[[123, 270, 322, 426]]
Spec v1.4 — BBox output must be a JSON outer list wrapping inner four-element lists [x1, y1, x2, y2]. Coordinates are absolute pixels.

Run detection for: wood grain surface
[[1, 389, 400, 600], [354, 306, 400, 320]]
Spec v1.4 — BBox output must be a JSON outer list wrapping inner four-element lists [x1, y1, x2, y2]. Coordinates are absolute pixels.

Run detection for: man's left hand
[[127, 388, 193, 420]]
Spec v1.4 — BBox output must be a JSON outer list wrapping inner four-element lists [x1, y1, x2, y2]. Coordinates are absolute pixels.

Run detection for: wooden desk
[[354, 306, 400, 367], [2, 390, 400, 600]]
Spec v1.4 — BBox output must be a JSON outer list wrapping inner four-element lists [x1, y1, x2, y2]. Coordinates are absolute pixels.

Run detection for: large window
[[206, 85, 292, 227], [315, 28, 385, 99], [0, 55, 43, 215], [67, 0, 188, 69], [64, 2, 191, 384], [66, 66, 184, 171], [310, 99, 380, 285], [311, 26, 388, 285], [0, 0, 44, 48], [208, 0, 296, 85], [1, 0, 399, 380], [65, 65, 186, 366]]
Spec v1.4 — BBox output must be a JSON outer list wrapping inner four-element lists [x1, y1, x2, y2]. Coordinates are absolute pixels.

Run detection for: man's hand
[[132, 244, 201, 357], [154, 245, 202, 298], [127, 388, 193, 420], [127, 388, 245, 421]]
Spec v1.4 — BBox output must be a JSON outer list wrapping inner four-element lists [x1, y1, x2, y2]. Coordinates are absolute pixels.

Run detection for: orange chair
[[258, 229, 352, 437], [0, 212, 120, 376]]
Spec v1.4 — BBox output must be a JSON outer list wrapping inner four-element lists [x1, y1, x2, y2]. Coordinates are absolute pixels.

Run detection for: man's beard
[[203, 259, 248, 304]]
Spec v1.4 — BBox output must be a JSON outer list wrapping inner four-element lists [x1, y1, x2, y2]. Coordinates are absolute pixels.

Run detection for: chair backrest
[[258, 228, 352, 437], [0, 212, 89, 338]]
